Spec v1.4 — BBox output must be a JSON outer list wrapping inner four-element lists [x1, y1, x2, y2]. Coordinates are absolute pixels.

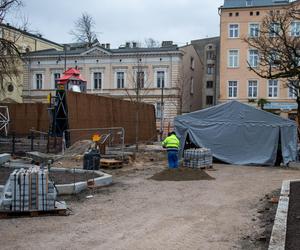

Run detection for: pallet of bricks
[[0, 166, 60, 214], [183, 148, 213, 168]]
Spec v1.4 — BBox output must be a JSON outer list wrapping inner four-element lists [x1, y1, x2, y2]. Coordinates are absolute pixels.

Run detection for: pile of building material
[[0, 166, 57, 212], [183, 148, 213, 168]]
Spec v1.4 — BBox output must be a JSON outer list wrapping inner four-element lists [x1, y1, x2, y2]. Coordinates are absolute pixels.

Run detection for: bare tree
[[144, 38, 160, 48], [70, 12, 97, 47], [0, 0, 23, 91], [244, 4, 300, 125], [123, 54, 153, 152]]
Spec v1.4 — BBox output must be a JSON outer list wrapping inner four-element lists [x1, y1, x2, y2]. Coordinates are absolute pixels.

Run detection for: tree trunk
[[297, 98, 300, 133]]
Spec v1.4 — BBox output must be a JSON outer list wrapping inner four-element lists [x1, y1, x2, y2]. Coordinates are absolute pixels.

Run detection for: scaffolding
[[0, 106, 10, 136]]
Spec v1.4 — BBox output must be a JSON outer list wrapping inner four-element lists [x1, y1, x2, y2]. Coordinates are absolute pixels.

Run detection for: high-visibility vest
[[162, 134, 180, 149]]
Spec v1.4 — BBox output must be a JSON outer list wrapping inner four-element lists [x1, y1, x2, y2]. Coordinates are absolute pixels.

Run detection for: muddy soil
[[149, 167, 215, 181], [286, 181, 300, 250], [239, 189, 279, 250]]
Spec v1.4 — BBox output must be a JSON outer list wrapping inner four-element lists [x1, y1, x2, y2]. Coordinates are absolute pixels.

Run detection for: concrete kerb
[[0, 154, 10, 166], [0, 165, 112, 196], [50, 167, 112, 195], [268, 179, 300, 250]]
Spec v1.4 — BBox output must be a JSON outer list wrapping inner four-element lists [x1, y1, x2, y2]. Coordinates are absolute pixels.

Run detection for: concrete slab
[[0, 154, 10, 166], [26, 151, 56, 164]]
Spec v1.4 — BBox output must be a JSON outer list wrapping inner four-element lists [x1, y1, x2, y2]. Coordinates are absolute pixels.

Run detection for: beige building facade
[[219, 0, 299, 118], [0, 24, 63, 103], [23, 42, 202, 133]]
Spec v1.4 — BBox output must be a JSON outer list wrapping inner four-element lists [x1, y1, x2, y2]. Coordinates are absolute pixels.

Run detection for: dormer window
[[246, 0, 253, 6]]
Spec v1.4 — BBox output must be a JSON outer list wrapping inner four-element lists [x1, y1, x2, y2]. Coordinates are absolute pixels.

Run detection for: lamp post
[[160, 78, 164, 140]]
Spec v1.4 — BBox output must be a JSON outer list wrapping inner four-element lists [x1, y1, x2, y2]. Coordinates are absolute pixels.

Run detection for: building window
[[156, 102, 162, 119], [228, 49, 239, 68], [269, 50, 280, 66], [250, 11, 253, 16], [228, 81, 238, 98], [249, 49, 259, 67], [288, 85, 297, 99], [207, 51, 214, 60], [53, 73, 61, 89], [206, 96, 214, 105], [269, 23, 280, 37], [256, 11, 260, 16], [190, 77, 194, 95], [207, 64, 214, 74], [116, 72, 124, 89], [157, 71, 165, 88], [229, 24, 239, 38], [190, 57, 195, 70], [268, 79, 278, 98], [94, 72, 102, 89], [246, 0, 253, 6], [235, 12, 239, 16], [229, 13, 233, 17], [249, 23, 259, 37], [248, 80, 258, 98], [137, 71, 145, 88], [35, 74, 43, 89], [291, 21, 300, 37], [206, 81, 213, 88]]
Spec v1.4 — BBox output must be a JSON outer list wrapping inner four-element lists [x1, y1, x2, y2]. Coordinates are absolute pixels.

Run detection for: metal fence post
[[47, 133, 50, 153], [12, 132, 15, 155], [30, 131, 34, 151]]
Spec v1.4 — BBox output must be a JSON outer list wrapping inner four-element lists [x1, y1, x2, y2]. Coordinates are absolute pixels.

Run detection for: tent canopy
[[174, 101, 297, 166]]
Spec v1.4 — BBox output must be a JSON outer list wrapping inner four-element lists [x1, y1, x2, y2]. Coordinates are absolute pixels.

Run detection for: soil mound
[[150, 167, 215, 181]]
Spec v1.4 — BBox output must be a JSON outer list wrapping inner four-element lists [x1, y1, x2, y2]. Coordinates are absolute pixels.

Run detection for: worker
[[162, 131, 180, 168]]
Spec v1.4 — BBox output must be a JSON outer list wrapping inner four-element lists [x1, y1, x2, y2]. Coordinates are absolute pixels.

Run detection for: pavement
[[0, 162, 300, 250]]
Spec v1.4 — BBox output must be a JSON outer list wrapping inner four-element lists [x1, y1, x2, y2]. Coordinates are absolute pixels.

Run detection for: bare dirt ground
[[1, 161, 300, 250]]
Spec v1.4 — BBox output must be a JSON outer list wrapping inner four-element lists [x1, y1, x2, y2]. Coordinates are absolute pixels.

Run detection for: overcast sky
[[7, 0, 224, 48]]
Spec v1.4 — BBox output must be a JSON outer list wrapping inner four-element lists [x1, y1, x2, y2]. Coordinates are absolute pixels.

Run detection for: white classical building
[[22, 41, 202, 132]]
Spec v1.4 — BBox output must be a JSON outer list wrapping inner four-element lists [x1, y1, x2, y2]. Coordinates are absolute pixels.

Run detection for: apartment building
[[191, 37, 220, 109], [219, 0, 299, 118], [22, 41, 201, 132], [0, 23, 63, 103]]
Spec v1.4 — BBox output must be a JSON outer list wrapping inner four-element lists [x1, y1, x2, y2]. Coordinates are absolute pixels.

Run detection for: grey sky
[[7, 0, 223, 48]]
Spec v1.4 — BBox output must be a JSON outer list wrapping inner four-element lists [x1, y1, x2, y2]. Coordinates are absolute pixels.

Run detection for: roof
[[221, 0, 291, 9], [0, 23, 63, 48], [58, 68, 86, 84], [24, 44, 180, 57], [175, 101, 296, 127]]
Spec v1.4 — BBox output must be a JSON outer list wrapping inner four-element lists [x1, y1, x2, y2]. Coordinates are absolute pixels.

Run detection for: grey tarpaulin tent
[[174, 101, 297, 166]]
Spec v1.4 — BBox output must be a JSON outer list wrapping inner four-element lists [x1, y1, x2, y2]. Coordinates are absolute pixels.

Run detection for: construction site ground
[[1, 158, 300, 250]]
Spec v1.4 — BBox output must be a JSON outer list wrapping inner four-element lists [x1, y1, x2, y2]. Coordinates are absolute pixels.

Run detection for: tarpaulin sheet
[[174, 101, 297, 166]]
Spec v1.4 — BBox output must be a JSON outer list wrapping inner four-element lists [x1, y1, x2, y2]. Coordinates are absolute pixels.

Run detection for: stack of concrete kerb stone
[[183, 148, 213, 168], [0, 167, 57, 211]]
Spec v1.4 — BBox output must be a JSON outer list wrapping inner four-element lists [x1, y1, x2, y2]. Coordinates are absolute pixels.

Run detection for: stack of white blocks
[[0, 167, 57, 211], [183, 148, 213, 168]]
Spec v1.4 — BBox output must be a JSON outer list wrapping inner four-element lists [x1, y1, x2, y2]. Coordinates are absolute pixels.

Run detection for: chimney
[[125, 42, 130, 48], [101, 43, 105, 48], [106, 43, 110, 49], [64, 44, 71, 51], [161, 41, 173, 47], [132, 42, 137, 48]]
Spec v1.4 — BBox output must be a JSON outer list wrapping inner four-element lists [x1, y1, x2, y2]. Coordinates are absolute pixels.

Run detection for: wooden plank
[[0, 201, 68, 219]]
